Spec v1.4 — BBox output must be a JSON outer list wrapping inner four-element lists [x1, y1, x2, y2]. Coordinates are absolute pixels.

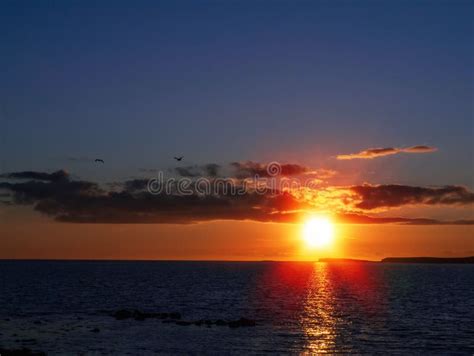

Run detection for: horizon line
[[1, 256, 473, 263]]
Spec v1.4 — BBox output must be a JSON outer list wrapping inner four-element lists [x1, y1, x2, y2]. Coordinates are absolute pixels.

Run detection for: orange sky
[[1, 162, 473, 260], [1, 0, 473, 262], [1, 215, 472, 260]]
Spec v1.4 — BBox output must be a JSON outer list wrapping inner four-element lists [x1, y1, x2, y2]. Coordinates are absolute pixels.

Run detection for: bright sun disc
[[303, 217, 334, 248]]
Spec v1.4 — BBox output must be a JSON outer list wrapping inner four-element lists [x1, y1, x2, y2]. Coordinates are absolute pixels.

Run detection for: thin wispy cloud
[[337, 145, 437, 160], [0, 170, 69, 182]]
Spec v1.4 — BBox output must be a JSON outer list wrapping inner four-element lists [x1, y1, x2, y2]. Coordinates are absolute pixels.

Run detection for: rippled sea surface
[[1, 261, 473, 354]]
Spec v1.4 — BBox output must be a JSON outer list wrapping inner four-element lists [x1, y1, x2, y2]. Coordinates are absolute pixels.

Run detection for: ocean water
[[0, 261, 473, 354]]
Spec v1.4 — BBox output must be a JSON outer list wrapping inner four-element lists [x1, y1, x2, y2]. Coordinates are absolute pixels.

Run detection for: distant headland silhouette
[[319, 256, 474, 264]]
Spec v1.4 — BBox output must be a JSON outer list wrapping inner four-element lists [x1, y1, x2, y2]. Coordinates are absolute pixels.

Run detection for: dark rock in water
[[168, 317, 256, 328], [169, 312, 181, 320], [228, 318, 256, 328], [175, 321, 191, 326], [15, 339, 37, 345], [133, 312, 146, 321], [90, 328, 100, 333], [113, 309, 133, 320], [239, 318, 256, 327], [0, 347, 46, 356], [112, 309, 181, 321], [110, 309, 256, 329]]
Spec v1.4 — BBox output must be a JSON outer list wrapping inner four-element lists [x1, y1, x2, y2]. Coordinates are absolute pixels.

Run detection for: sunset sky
[[1, 0, 473, 260]]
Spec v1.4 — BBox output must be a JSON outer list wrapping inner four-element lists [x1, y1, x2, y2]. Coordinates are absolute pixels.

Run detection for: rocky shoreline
[[110, 309, 257, 328]]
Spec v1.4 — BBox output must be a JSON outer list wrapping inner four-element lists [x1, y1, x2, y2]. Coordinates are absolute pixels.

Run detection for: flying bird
[[174, 156, 183, 161], [94, 159, 104, 164]]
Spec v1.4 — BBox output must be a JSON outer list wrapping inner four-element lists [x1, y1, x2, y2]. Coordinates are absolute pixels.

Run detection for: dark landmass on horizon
[[320, 257, 474, 264], [381, 256, 474, 264]]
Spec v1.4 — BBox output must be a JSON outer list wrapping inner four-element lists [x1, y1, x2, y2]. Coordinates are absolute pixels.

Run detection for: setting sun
[[302, 217, 334, 248]]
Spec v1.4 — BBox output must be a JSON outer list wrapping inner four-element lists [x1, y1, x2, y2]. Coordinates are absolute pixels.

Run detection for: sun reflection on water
[[300, 262, 338, 353], [253, 261, 386, 353]]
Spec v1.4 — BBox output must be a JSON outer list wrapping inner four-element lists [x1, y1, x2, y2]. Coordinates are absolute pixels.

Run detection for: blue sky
[[1, 0, 472, 186]]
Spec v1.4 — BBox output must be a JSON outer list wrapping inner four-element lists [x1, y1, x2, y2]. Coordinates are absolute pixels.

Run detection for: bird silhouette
[[94, 159, 104, 164], [174, 156, 183, 161]]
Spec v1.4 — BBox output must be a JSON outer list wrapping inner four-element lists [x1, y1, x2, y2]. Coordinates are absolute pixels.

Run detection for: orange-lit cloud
[[336, 145, 437, 160]]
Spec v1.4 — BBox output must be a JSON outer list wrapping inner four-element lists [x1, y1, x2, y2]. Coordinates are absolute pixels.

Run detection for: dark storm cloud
[[350, 184, 474, 210], [161, 162, 333, 181], [173, 161, 325, 179], [1, 170, 473, 225], [52, 192, 303, 224], [174, 162, 313, 179], [337, 145, 437, 160], [0, 178, 102, 205], [0, 170, 302, 224]]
